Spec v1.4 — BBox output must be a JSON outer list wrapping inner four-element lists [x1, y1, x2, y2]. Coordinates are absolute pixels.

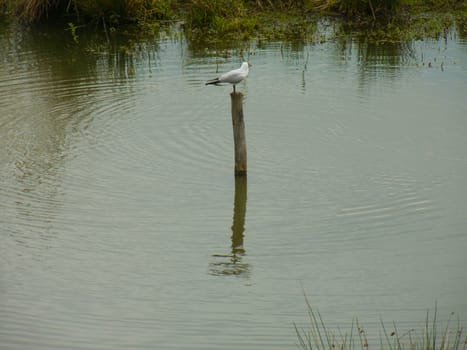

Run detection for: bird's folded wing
[[219, 69, 243, 83]]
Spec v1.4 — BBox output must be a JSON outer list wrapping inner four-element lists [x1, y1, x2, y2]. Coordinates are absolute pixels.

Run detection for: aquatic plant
[[67, 21, 78, 43], [294, 299, 466, 350]]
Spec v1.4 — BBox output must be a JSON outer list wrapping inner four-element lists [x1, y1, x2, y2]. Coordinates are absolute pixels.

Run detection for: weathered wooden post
[[230, 91, 247, 176]]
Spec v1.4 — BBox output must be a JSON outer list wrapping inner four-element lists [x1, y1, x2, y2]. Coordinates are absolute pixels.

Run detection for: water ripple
[[2, 26, 467, 350]]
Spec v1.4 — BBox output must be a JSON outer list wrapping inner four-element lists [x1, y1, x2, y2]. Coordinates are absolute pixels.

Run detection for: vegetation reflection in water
[[0, 22, 157, 237]]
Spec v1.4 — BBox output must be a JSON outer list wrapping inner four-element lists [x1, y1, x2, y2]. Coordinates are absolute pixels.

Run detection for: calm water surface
[[1, 23, 466, 350]]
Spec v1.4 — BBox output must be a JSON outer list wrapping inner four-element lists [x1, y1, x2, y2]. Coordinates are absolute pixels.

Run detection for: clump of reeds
[[294, 299, 466, 350], [0, 0, 8, 16], [308, 0, 401, 19], [15, 0, 62, 22], [10, 0, 173, 23], [250, 0, 306, 10], [186, 0, 247, 28], [184, 0, 260, 39]]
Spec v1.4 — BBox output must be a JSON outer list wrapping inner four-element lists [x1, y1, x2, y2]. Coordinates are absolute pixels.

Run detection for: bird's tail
[[205, 78, 220, 86]]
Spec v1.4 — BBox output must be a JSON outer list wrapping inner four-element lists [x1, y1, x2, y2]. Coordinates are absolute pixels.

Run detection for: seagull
[[205, 62, 251, 93]]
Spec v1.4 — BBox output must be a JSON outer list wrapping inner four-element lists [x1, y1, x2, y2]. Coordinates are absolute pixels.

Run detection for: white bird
[[205, 62, 251, 93]]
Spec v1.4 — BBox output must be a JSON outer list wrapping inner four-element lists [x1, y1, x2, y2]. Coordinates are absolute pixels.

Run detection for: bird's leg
[[233, 85, 236, 94]]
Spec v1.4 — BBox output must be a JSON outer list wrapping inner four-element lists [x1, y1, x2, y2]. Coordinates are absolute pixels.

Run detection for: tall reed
[[295, 299, 466, 350]]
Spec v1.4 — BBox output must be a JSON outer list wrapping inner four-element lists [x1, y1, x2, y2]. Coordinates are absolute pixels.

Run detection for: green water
[[1, 22, 466, 350]]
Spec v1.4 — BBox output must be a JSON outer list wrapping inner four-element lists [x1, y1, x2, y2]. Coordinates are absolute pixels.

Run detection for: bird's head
[[241, 62, 251, 71]]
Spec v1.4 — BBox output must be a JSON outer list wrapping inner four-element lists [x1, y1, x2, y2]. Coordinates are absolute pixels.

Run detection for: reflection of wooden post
[[208, 175, 249, 277], [231, 176, 247, 256], [230, 92, 247, 176]]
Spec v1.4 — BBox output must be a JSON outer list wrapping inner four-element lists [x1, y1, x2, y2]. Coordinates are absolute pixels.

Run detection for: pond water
[[1, 22, 466, 350]]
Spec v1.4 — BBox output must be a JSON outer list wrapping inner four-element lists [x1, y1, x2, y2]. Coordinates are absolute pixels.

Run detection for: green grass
[[294, 299, 466, 350]]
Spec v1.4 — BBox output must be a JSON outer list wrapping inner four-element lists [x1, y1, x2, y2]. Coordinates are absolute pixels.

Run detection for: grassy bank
[[3, 0, 465, 22], [0, 0, 466, 42], [295, 300, 467, 350]]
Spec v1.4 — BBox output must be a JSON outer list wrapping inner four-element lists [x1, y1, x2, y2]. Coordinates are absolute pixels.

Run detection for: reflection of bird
[[205, 62, 251, 93]]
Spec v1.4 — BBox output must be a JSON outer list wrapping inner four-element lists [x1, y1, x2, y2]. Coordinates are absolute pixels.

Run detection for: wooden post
[[230, 91, 247, 176]]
